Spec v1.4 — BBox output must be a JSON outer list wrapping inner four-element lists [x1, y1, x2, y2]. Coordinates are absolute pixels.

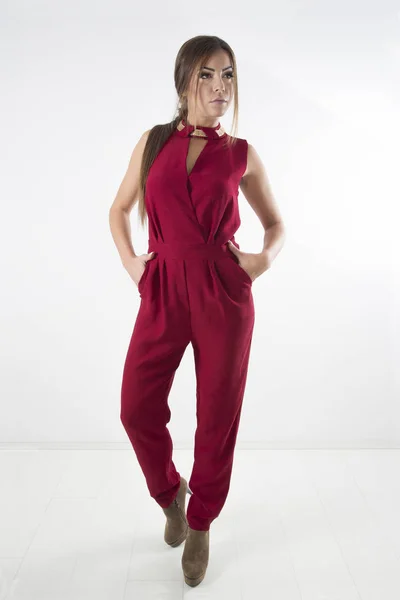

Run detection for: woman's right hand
[[123, 252, 155, 287]]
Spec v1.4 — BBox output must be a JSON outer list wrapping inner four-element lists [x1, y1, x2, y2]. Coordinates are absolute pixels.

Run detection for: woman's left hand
[[227, 240, 270, 282]]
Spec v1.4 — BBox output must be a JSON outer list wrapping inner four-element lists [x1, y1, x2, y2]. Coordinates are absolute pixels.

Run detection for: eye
[[199, 71, 235, 79]]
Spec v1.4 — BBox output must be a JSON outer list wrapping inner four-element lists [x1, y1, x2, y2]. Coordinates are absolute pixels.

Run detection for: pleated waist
[[149, 241, 234, 260]]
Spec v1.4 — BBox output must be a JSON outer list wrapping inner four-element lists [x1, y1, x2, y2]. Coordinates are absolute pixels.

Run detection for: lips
[[211, 99, 227, 102]]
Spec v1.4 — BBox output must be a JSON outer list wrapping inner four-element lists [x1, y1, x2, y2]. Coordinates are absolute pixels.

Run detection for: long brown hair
[[137, 35, 240, 227]]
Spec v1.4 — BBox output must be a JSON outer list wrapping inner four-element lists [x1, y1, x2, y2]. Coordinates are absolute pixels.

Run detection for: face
[[185, 49, 234, 125]]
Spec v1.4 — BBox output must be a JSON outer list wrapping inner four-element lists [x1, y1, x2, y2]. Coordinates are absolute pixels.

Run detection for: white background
[[1, 1, 399, 447]]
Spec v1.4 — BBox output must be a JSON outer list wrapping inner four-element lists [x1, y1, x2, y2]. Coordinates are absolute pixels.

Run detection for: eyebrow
[[201, 66, 233, 72]]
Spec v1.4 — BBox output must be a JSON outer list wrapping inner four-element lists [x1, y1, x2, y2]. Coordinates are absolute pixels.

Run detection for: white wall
[[1, 1, 398, 446]]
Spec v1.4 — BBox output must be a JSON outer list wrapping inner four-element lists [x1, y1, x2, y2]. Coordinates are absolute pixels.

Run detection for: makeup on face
[[198, 65, 233, 103]]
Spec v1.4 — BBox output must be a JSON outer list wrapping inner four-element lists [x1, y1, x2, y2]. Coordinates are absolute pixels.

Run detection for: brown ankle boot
[[181, 526, 210, 587], [162, 476, 192, 547]]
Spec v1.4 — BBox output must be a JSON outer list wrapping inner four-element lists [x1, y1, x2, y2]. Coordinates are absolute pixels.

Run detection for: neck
[[184, 116, 219, 128]]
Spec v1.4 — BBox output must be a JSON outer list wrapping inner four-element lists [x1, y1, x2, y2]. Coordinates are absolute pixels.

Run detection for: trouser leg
[[186, 309, 255, 530], [120, 302, 190, 508]]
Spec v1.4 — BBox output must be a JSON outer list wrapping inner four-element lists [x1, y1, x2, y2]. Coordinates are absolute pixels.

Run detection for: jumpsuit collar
[[175, 118, 226, 139]]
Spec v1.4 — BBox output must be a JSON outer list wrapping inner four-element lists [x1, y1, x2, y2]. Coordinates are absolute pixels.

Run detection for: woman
[[109, 35, 285, 587]]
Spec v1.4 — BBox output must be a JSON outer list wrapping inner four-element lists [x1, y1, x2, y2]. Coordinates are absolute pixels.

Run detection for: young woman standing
[[109, 35, 285, 587]]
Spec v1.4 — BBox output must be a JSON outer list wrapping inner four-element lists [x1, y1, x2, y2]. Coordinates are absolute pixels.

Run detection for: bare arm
[[109, 129, 151, 267], [240, 143, 285, 266]]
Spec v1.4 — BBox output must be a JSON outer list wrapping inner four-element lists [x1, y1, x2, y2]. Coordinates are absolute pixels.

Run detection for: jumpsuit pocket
[[137, 261, 150, 295], [230, 258, 253, 285]]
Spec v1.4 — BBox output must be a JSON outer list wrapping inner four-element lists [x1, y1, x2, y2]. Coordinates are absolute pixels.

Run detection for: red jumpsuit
[[120, 119, 255, 531]]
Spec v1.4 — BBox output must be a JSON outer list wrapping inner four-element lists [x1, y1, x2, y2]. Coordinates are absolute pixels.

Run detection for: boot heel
[[182, 527, 209, 587], [184, 572, 206, 587]]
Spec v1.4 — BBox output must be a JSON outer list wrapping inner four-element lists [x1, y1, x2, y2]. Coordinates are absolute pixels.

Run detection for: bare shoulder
[[109, 128, 152, 213], [241, 142, 263, 180], [126, 127, 152, 172], [239, 142, 283, 228], [139, 128, 152, 146]]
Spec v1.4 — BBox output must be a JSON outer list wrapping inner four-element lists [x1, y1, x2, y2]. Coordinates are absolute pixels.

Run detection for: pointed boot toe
[[181, 526, 210, 587], [162, 476, 192, 547]]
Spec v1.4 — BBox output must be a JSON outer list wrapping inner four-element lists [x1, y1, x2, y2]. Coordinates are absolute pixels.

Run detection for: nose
[[214, 77, 225, 93]]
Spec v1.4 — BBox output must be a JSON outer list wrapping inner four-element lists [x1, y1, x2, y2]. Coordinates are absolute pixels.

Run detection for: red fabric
[[120, 121, 255, 531]]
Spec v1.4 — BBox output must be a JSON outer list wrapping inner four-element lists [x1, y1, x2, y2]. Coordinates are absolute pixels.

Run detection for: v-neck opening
[[185, 137, 209, 178]]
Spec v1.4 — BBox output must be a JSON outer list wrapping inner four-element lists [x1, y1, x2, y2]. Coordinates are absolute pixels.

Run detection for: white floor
[[1, 447, 400, 599]]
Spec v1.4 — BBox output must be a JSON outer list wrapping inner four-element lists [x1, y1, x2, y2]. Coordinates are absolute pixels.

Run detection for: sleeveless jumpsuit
[[120, 119, 255, 531]]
